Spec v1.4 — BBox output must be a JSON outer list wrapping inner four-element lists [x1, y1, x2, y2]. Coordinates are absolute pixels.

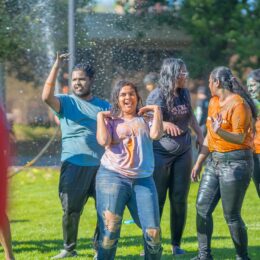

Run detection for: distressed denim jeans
[[196, 150, 253, 260], [96, 166, 163, 260]]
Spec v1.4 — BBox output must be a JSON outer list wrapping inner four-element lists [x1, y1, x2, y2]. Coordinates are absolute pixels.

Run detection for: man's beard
[[73, 88, 90, 98]]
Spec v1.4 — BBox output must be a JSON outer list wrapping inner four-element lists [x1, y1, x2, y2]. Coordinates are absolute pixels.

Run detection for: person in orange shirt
[[247, 69, 260, 197], [191, 67, 257, 260]]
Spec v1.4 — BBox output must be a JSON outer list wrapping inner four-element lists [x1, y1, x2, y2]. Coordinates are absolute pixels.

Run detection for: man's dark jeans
[[59, 161, 99, 252]]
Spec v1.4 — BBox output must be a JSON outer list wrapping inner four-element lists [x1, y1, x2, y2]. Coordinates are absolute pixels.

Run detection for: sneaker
[[172, 246, 185, 255], [51, 250, 77, 259], [93, 251, 98, 260]]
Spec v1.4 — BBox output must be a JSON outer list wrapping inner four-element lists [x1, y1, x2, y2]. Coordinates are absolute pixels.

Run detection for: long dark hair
[[211, 66, 257, 119], [159, 57, 191, 113], [110, 80, 142, 117]]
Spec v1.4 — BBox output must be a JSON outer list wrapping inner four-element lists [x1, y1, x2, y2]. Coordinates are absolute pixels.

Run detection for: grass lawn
[[1, 167, 260, 259]]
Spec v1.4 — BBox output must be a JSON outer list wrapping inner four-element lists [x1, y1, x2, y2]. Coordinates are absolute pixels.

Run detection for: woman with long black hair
[[191, 66, 257, 260], [146, 58, 203, 255]]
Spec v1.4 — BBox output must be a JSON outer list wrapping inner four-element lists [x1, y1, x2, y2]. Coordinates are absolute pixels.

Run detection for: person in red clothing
[[0, 105, 15, 260], [247, 69, 260, 197], [191, 66, 257, 260]]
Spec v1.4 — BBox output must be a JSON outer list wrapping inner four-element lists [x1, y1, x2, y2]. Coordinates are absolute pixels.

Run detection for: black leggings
[[153, 148, 192, 246], [196, 150, 253, 260]]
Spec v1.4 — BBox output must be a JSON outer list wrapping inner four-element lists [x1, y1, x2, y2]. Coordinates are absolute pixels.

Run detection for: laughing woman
[[96, 80, 163, 260], [191, 67, 257, 260]]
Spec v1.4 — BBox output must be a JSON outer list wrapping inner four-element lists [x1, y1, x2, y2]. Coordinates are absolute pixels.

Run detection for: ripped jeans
[[96, 166, 162, 260]]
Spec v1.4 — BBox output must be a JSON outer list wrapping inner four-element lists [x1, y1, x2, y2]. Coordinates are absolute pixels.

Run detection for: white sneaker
[[51, 250, 77, 259]]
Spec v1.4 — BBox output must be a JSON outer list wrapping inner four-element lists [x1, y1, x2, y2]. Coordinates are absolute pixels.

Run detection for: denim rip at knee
[[96, 166, 162, 256]]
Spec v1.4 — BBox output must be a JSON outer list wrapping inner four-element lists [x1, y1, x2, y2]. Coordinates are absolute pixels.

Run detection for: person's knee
[[145, 227, 162, 254], [224, 212, 243, 225], [100, 210, 121, 249], [101, 236, 118, 250], [196, 194, 210, 219], [102, 210, 122, 233]]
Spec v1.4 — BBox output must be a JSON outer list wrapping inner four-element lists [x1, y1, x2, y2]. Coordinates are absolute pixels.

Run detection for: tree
[[0, 0, 92, 86], [180, 0, 260, 79]]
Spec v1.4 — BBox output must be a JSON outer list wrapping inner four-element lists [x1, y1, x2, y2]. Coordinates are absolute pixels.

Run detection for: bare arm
[[42, 53, 69, 113], [149, 106, 163, 140], [138, 105, 163, 140], [190, 112, 204, 149], [217, 129, 245, 144], [96, 111, 112, 147], [211, 113, 247, 144], [191, 135, 210, 182]]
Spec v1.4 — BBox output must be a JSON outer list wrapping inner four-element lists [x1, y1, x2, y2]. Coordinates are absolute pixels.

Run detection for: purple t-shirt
[[101, 116, 154, 178]]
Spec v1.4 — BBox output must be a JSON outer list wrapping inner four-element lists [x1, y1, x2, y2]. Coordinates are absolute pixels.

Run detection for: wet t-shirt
[[146, 87, 192, 154], [207, 95, 253, 152], [56, 94, 110, 166], [101, 117, 154, 178]]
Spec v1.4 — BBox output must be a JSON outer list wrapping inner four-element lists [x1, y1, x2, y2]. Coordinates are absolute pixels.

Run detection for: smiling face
[[71, 70, 91, 98], [176, 65, 189, 89], [118, 85, 138, 117], [247, 77, 260, 100]]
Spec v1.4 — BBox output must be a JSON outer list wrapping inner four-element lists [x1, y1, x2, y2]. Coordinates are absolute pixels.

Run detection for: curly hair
[[110, 80, 143, 117], [159, 57, 191, 113]]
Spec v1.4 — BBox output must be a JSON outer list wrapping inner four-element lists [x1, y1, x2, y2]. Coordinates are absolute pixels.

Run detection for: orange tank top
[[207, 95, 253, 152]]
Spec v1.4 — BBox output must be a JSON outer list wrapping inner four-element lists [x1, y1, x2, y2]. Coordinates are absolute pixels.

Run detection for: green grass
[[2, 168, 260, 259], [13, 124, 60, 141]]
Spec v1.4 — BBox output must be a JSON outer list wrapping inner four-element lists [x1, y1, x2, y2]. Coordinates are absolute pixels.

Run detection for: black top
[[146, 87, 192, 154]]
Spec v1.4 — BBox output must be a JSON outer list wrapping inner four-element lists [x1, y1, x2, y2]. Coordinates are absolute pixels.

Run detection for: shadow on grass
[[10, 219, 30, 223], [8, 235, 260, 259], [173, 246, 260, 260]]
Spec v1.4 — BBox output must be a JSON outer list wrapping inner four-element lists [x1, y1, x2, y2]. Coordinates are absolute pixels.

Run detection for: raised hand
[[97, 111, 112, 119], [211, 113, 222, 133], [138, 105, 160, 115], [54, 52, 70, 68]]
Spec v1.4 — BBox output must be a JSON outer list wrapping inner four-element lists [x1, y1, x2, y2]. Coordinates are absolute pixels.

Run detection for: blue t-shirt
[[56, 94, 110, 166]]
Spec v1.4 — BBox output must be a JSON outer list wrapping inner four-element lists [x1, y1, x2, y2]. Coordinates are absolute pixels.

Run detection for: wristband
[[45, 82, 55, 87]]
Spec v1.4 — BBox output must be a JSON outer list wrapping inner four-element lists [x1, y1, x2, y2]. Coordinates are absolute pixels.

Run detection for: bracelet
[[45, 82, 55, 87]]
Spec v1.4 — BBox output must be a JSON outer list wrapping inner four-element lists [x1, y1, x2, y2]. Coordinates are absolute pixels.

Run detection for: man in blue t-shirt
[[42, 53, 110, 259]]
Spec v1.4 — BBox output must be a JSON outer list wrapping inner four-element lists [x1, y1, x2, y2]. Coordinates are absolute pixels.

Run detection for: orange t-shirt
[[207, 95, 253, 152], [254, 117, 260, 153]]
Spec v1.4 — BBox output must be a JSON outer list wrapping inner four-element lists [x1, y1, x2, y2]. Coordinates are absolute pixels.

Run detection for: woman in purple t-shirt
[[96, 80, 163, 259]]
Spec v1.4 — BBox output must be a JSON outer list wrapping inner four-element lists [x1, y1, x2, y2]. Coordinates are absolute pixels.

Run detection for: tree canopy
[[1, 0, 259, 84]]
